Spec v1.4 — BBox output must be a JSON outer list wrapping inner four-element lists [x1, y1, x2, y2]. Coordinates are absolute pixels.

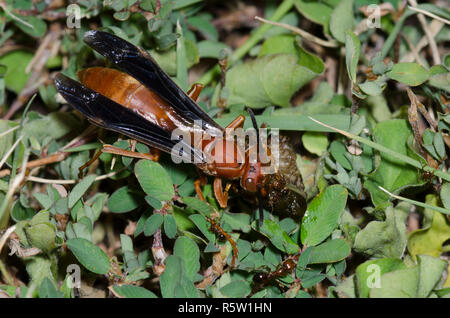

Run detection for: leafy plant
[[0, 0, 449, 299]]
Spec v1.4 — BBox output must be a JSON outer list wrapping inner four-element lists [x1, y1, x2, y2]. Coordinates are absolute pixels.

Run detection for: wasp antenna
[[257, 188, 264, 228], [245, 107, 259, 137]]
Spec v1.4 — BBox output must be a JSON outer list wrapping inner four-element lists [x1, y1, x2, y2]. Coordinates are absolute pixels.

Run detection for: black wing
[[55, 73, 206, 163], [83, 30, 223, 135]]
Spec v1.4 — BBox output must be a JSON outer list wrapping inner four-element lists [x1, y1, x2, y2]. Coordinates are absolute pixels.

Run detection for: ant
[[206, 216, 238, 267], [252, 258, 297, 287]]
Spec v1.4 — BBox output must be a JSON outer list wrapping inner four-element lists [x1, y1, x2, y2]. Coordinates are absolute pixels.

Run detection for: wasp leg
[[225, 115, 245, 131], [187, 83, 204, 102], [206, 216, 238, 267], [194, 174, 208, 202], [213, 177, 232, 209], [78, 143, 160, 178]]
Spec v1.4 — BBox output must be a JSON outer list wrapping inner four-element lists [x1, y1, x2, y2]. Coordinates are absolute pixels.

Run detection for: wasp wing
[[55, 73, 206, 164], [83, 30, 223, 135]]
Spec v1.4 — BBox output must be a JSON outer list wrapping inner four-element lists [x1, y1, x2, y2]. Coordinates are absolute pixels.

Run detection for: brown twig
[[407, 0, 440, 65], [151, 203, 171, 276], [254, 16, 339, 48]]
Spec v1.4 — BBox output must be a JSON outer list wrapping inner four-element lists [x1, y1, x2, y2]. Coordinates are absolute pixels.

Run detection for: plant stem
[[198, 0, 295, 86], [308, 116, 450, 183], [379, 186, 450, 215], [380, 9, 414, 59]]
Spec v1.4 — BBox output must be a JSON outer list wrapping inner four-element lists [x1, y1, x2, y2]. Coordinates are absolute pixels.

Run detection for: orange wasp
[[55, 30, 275, 224]]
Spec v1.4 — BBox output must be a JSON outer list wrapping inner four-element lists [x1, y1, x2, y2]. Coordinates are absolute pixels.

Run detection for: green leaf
[[355, 258, 406, 298], [301, 185, 348, 246], [182, 196, 214, 216], [66, 238, 111, 274], [364, 119, 422, 206], [308, 239, 351, 264], [220, 280, 251, 298], [135, 160, 174, 202], [11, 201, 35, 222], [173, 236, 200, 280], [386, 62, 430, 86], [330, 141, 352, 170], [302, 132, 329, 156], [163, 214, 177, 239], [189, 214, 215, 242], [112, 285, 157, 298], [0, 50, 33, 94], [259, 220, 300, 254], [226, 52, 322, 108], [187, 16, 218, 41], [369, 267, 419, 298], [23, 112, 78, 143], [107, 186, 141, 213], [25, 222, 56, 255], [428, 72, 450, 93], [359, 80, 383, 96], [68, 175, 97, 209], [144, 213, 164, 236], [39, 278, 63, 298], [176, 22, 188, 91], [441, 183, 450, 210], [407, 195, 450, 259], [294, 0, 333, 33], [354, 204, 409, 258], [160, 255, 182, 298], [23, 255, 55, 288], [416, 255, 447, 298], [14, 15, 47, 38], [329, 0, 354, 43], [345, 30, 360, 83], [198, 40, 228, 59]]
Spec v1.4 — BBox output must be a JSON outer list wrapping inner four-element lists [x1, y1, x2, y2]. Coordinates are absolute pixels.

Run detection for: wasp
[[54, 30, 306, 226]]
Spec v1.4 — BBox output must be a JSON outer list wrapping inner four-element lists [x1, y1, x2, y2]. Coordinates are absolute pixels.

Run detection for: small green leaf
[[164, 214, 177, 239], [39, 278, 63, 298], [441, 183, 450, 210], [135, 160, 174, 202], [345, 30, 360, 83], [0, 50, 33, 94], [294, 0, 333, 33], [198, 40, 228, 59], [220, 280, 251, 298], [182, 196, 213, 216], [386, 62, 430, 86], [173, 236, 200, 281], [370, 267, 419, 298], [259, 220, 300, 254], [160, 255, 182, 298], [108, 186, 141, 213], [113, 285, 157, 298], [144, 213, 164, 236], [355, 258, 406, 298], [359, 80, 384, 96], [68, 175, 97, 209], [14, 15, 47, 38], [302, 132, 329, 156], [416, 255, 447, 298], [66, 238, 111, 274], [329, 0, 354, 43], [11, 201, 34, 222], [308, 239, 351, 264], [301, 185, 348, 246], [354, 204, 409, 258]]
